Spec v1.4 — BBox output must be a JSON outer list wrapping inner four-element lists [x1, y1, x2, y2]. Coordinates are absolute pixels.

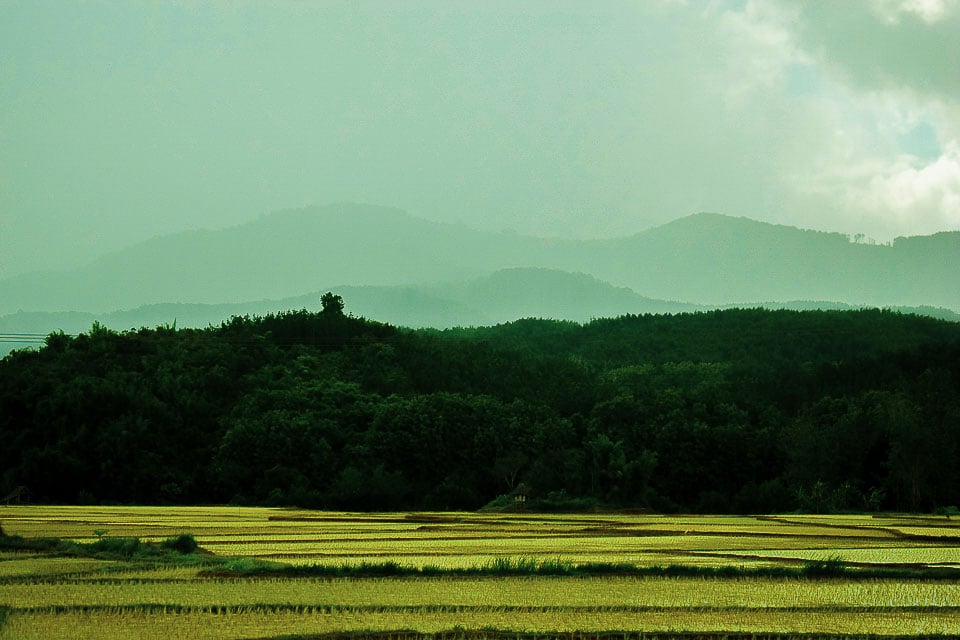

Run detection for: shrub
[[536, 491, 602, 512], [161, 533, 198, 554], [478, 494, 517, 512], [801, 555, 847, 577], [936, 505, 960, 518], [90, 536, 142, 557], [220, 557, 285, 574]]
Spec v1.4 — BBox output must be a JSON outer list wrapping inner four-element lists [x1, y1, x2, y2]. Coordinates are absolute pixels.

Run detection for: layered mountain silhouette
[[4, 265, 956, 350], [0, 204, 957, 327], [0, 267, 700, 339]]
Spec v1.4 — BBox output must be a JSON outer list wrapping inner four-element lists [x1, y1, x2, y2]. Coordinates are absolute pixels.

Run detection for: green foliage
[[479, 494, 519, 511], [160, 533, 198, 554], [533, 491, 603, 513], [87, 536, 142, 557], [1, 307, 960, 512], [43, 330, 72, 353], [0, 531, 204, 563], [0, 534, 59, 552], [202, 555, 960, 581], [320, 291, 345, 315], [219, 557, 286, 574], [935, 505, 960, 518], [801, 555, 848, 578], [481, 557, 577, 575]]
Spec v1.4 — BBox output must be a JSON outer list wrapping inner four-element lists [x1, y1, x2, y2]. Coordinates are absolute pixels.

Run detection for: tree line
[[2, 302, 959, 513]]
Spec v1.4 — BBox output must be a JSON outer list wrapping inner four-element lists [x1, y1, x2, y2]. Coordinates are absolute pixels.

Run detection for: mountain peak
[[251, 203, 420, 230]]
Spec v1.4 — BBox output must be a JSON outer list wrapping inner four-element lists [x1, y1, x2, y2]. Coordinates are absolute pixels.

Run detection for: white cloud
[[3, 0, 960, 279], [708, 0, 809, 108], [855, 143, 960, 227], [869, 0, 960, 24], [709, 0, 960, 239], [795, 134, 960, 237]]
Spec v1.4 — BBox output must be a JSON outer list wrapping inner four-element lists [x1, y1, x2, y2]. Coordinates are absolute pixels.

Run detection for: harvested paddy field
[[2, 506, 960, 638]]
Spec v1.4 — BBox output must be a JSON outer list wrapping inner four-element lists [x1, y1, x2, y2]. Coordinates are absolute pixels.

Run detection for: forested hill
[[2, 306, 959, 514]]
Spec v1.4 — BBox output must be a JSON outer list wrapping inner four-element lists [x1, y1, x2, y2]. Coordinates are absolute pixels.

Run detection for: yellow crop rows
[[2, 506, 960, 638], [3, 609, 960, 640], [2, 576, 960, 608]]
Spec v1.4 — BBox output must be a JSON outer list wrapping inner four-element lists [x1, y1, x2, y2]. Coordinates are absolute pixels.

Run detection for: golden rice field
[[2, 505, 960, 639]]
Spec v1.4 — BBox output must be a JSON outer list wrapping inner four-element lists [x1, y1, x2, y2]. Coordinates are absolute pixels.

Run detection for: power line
[[0, 333, 55, 337], [0, 333, 77, 344]]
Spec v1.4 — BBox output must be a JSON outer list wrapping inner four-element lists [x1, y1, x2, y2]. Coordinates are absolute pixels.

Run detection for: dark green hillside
[[1, 306, 958, 513], [447, 308, 956, 367]]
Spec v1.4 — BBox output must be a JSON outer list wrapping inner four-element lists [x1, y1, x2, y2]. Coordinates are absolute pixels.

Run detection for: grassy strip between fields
[[249, 632, 960, 640], [13, 603, 960, 615], [201, 556, 960, 581], [4, 530, 960, 581], [0, 532, 202, 563]]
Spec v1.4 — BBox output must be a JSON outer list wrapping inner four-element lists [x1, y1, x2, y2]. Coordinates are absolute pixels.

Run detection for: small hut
[[510, 482, 533, 510]]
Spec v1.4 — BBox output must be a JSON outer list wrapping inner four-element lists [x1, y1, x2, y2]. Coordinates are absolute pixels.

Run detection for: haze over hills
[[572, 213, 960, 307], [4, 265, 956, 358], [0, 204, 554, 313], [0, 268, 704, 349], [0, 204, 958, 328]]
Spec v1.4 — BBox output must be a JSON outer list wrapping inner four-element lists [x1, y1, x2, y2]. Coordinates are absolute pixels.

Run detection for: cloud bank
[[0, 0, 957, 277]]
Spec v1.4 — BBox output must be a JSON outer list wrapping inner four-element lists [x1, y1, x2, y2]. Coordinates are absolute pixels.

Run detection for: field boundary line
[[13, 603, 960, 615]]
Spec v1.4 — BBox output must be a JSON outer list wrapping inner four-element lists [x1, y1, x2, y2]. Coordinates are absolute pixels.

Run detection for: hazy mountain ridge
[[0, 205, 957, 318], [569, 213, 958, 306], [0, 268, 701, 345], [4, 266, 958, 357], [0, 204, 570, 313]]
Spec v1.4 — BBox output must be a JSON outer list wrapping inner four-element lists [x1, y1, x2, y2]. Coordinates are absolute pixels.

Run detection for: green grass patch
[[198, 555, 960, 581], [799, 555, 847, 578], [244, 631, 960, 640], [159, 533, 199, 554], [6, 526, 960, 583], [0, 532, 203, 564]]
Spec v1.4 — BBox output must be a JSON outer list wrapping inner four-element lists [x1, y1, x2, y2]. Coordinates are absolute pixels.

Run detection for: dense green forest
[[2, 299, 959, 513]]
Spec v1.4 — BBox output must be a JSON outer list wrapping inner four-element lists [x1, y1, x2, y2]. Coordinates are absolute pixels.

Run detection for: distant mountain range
[[0, 268, 696, 338], [2, 268, 958, 357], [0, 204, 957, 349]]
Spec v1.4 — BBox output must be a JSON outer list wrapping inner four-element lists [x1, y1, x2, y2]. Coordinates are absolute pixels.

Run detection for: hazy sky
[[2, 0, 959, 278]]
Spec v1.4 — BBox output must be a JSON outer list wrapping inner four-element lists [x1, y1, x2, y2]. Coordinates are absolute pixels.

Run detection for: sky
[[1, 0, 959, 278]]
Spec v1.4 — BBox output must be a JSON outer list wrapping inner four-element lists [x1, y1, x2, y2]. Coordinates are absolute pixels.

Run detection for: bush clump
[[161, 533, 198, 554], [89, 536, 142, 557], [801, 555, 848, 577]]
